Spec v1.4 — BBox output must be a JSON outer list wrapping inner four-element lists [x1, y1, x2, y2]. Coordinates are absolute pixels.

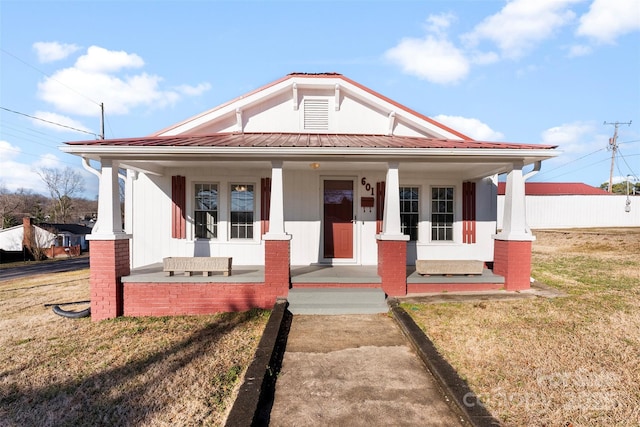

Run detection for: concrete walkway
[[269, 314, 465, 426]]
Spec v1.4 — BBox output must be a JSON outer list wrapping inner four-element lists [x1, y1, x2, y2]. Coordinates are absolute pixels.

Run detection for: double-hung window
[[230, 184, 254, 239], [399, 186, 419, 241], [194, 183, 218, 238], [431, 187, 454, 241]]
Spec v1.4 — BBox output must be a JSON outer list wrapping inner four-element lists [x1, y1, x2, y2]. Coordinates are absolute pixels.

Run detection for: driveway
[[0, 256, 89, 282]]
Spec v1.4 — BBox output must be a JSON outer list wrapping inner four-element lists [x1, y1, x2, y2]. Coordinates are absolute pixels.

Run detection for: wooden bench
[[163, 257, 232, 277], [416, 260, 484, 276]]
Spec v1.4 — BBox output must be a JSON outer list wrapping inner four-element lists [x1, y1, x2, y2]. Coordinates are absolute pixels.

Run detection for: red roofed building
[[497, 182, 610, 196], [62, 73, 559, 320], [497, 182, 638, 229]]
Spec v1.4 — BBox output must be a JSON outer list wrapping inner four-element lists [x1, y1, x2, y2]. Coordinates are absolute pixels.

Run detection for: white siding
[[0, 226, 24, 251], [130, 167, 499, 268], [497, 195, 640, 229]]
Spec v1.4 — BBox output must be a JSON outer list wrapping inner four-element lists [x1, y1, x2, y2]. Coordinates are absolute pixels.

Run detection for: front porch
[[124, 263, 505, 287]]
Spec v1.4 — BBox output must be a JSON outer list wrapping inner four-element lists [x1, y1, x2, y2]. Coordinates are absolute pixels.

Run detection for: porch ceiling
[[119, 158, 514, 180]]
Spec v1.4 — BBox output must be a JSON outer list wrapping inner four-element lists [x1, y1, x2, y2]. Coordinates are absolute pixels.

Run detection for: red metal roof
[[497, 182, 611, 195], [66, 132, 556, 150]]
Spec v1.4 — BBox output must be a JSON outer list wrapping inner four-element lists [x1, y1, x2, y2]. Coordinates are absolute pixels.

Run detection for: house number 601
[[361, 177, 374, 196]]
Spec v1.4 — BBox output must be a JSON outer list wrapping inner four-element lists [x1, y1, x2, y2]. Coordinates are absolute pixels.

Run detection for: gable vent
[[303, 98, 329, 131]]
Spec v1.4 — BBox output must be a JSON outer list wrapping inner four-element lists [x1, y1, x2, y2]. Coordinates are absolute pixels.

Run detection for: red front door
[[323, 180, 354, 259]]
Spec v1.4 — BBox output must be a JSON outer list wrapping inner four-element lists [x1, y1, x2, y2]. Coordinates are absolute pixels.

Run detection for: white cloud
[[576, 0, 640, 44], [0, 140, 60, 194], [385, 37, 469, 84], [0, 140, 21, 162], [567, 44, 593, 57], [423, 12, 456, 35], [75, 46, 144, 73], [433, 115, 504, 140], [385, 14, 469, 84], [463, 0, 581, 59], [175, 82, 213, 97], [33, 41, 80, 63], [32, 111, 94, 135], [470, 51, 500, 65], [37, 45, 211, 117], [541, 121, 603, 153]]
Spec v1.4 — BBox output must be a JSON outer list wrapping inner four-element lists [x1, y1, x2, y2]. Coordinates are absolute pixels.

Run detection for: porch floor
[[123, 263, 265, 283], [406, 267, 505, 284], [123, 263, 504, 285]]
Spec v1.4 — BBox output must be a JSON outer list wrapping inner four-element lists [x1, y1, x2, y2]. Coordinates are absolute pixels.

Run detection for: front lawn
[[405, 229, 640, 426], [0, 270, 268, 426]]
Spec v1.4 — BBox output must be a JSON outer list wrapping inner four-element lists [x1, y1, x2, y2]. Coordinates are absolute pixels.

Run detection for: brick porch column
[[377, 239, 407, 296], [493, 239, 532, 291], [89, 238, 130, 320], [264, 239, 291, 300]]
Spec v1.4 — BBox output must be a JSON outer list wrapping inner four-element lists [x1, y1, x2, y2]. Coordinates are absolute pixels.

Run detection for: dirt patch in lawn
[[405, 228, 640, 426], [0, 269, 269, 426]]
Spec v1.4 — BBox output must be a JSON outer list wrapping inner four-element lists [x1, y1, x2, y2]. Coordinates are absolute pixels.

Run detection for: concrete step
[[287, 288, 388, 315]]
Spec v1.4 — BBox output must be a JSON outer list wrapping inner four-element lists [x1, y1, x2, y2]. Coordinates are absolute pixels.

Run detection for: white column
[[494, 162, 535, 241], [264, 160, 291, 241], [124, 169, 137, 234], [88, 159, 128, 240], [378, 162, 409, 241]]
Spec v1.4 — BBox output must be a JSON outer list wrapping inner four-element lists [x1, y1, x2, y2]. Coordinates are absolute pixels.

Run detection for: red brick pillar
[[493, 239, 532, 291], [89, 239, 130, 321], [264, 239, 290, 303], [377, 239, 407, 296]]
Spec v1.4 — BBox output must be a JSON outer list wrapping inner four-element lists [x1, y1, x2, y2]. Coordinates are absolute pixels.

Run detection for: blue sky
[[1, 0, 639, 198]]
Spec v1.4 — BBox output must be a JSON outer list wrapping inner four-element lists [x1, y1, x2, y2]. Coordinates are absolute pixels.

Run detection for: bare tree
[[35, 167, 85, 223]]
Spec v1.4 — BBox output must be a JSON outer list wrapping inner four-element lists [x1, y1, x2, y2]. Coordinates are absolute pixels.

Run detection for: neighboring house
[[40, 222, 92, 255], [0, 218, 91, 261], [62, 72, 559, 320], [497, 182, 640, 229]]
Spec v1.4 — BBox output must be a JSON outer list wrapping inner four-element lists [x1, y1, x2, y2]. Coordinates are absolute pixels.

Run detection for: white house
[[0, 218, 90, 260], [0, 219, 55, 252], [61, 73, 558, 320]]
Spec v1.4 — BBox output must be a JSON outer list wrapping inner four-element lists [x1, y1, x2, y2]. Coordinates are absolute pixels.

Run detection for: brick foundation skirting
[[123, 283, 280, 317]]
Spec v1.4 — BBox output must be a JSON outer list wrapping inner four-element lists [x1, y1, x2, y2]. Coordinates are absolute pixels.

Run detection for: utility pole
[[604, 121, 632, 193], [100, 103, 105, 140]]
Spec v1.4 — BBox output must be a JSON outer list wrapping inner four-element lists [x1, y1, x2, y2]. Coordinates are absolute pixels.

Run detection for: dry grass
[[0, 269, 269, 426], [405, 228, 640, 426]]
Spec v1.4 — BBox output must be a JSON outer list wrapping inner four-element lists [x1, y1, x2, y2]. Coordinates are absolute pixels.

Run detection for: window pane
[[399, 186, 419, 241], [230, 184, 254, 239], [431, 186, 454, 241], [194, 183, 217, 238]]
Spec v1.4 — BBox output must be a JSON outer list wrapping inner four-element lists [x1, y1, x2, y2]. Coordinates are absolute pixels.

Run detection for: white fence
[[497, 195, 640, 229]]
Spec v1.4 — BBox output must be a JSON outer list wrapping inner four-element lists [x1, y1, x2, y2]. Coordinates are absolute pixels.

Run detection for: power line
[[0, 106, 99, 137], [0, 121, 63, 144], [617, 147, 639, 181], [0, 144, 84, 168], [0, 47, 101, 107], [535, 147, 606, 178], [542, 156, 611, 181]]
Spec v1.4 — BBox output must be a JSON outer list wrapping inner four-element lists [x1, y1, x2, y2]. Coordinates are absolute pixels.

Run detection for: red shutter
[[261, 177, 271, 235], [376, 181, 385, 234], [171, 175, 186, 239], [462, 181, 476, 244]]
